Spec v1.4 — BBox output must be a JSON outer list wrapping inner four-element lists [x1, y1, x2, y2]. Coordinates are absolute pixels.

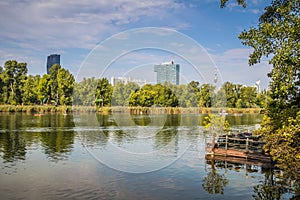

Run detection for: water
[[0, 113, 294, 199]]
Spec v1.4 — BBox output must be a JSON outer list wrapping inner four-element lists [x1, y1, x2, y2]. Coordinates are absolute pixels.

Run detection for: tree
[[1, 60, 28, 105], [220, 0, 246, 8], [21, 75, 40, 105], [73, 77, 99, 106], [49, 64, 61, 104], [57, 68, 75, 105], [238, 0, 300, 194], [37, 74, 51, 105], [199, 84, 216, 107], [111, 82, 139, 106], [239, 0, 300, 127], [95, 78, 112, 107]]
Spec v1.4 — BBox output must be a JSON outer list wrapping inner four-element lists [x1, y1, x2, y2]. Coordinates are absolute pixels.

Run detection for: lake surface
[[0, 113, 294, 199]]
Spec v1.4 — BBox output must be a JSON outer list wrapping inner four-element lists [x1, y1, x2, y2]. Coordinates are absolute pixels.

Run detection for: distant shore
[[0, 105, 263, 115]]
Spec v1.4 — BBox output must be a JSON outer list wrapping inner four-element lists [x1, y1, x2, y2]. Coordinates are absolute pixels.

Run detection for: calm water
[[0, 113, 294, 199]]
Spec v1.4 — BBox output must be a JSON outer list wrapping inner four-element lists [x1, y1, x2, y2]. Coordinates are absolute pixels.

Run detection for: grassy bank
[[0, 105, 263, 114]]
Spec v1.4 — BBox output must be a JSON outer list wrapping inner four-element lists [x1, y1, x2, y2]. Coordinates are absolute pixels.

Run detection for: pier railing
[[216, 135, 265, 154]]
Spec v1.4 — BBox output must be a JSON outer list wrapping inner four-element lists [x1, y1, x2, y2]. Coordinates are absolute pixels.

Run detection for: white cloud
[[0, 0, 185, 51], [211, 48, 272, 89]]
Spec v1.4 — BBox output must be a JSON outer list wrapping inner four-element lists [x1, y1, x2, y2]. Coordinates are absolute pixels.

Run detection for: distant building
[[110, 77, 147, 87], [46, 54, 60, 74], [154, 61, 180, 85]]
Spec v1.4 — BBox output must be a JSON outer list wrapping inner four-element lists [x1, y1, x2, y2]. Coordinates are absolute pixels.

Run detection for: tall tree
[[199, 84, 216, 108], [49, 64, 61, 105], [37, 74, 51, 105], [57, 68, 75, 105], [21, 75, 40, 105], [1, 60, 28, 105], [95, 78, 112, 107], [73, 77, 99, 106], [239, 0, 299, 126], [238, 0, 300, 194]]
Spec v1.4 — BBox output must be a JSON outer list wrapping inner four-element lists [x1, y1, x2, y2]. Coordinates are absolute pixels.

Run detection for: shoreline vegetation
[[0, 105, 263, 115]]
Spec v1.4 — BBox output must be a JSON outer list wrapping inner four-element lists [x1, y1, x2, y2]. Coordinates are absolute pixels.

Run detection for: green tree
[[239, 0, 299, 126], [95, 78, 112, 107], [199, 84, 216, 107], [238, 0, 300, 194], [57, 68, 75, 105], [111, 82, 139, 106], [73, 77, 99, 106], [1, 60, 28, 105], [37, 74, 51, 104], [220, 0, 246, 8], [49, 64, 61, 104], [240, 86, 258, 108], [0, 66, 4, 103], [21, 75, 40, 105]]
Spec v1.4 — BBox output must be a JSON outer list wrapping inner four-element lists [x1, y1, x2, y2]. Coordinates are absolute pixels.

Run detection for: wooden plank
[[208, 147, 272, 163]]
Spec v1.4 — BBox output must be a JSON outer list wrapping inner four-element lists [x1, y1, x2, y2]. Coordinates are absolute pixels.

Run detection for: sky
[[0, 0, 273, 89]]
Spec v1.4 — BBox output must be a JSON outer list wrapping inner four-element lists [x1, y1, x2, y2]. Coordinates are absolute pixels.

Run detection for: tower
[[154, 61, 180, 85], [46, 54, 60, 74]]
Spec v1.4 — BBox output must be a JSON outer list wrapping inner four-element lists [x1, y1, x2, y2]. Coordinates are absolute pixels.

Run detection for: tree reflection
[[0, 131, 26, 163], [39, 131, 74, 162], [203, 157, 297, 198], [252, 169, 287, 200], [202, 160, 228, 194], [39, 114, 75, 162]]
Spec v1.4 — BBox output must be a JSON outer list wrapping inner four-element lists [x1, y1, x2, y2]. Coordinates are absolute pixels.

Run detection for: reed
[[0, 105, 264, 114]]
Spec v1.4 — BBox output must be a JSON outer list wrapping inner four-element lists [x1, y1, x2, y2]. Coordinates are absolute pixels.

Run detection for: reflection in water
[[0, 131, 26, 163], [253, 169, 287, 200], [203, 159, 296, 199], [0, 113, 75, 164], [202, 160, 228, 194], [0, 113, 298, 199]]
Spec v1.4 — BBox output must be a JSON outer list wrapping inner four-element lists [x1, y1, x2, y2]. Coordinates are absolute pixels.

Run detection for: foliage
[[239, 0, 300, 128], [95, 78, 112, 107], [0, 60, 28, 105], [73, 77, 98, 106], [259, 112, 300, 194], [238, 0, 300, 195], [57, 68, 75, 105], [220, 0, 246, 8], [203, 114, 231, 134], [0, 61, 268, 109], [111, 81, 139, 106]]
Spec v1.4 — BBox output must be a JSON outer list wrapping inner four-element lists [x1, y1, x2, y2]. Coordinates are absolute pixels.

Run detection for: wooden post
[[225, 134, 228, 150]]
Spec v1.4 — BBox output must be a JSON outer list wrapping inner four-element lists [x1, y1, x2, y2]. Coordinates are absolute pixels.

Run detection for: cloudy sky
[[0, 0, 273, 88]]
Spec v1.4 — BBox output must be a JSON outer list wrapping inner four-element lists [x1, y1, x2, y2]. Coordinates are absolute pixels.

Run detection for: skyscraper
[[154, 61, 180, 85], [46, 54, 60, 74]]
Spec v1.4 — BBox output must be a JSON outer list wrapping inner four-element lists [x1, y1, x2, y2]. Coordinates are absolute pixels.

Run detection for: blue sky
[[0, 0, 273, 89]]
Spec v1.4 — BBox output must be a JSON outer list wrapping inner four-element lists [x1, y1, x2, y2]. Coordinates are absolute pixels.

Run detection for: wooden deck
[[205, 134, 273, 167], [206, 148, 273, 168]]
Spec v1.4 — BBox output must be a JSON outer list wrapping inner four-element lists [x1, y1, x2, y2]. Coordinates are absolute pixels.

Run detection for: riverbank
[[0, 105, 263, 114]]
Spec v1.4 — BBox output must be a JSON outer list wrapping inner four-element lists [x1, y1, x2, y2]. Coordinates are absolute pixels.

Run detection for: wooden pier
[[205, 133, 273, 167]]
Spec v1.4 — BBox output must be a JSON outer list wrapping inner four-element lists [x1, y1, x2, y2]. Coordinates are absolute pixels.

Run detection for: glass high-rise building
[[46, 54, 60, 74], [154, 61, 180, 85]]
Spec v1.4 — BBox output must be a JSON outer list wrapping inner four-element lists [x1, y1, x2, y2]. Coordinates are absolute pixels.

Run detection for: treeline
[[0, 60, 75, 106], [74, 78, 268, 109], [0, 60, 267, 108]]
